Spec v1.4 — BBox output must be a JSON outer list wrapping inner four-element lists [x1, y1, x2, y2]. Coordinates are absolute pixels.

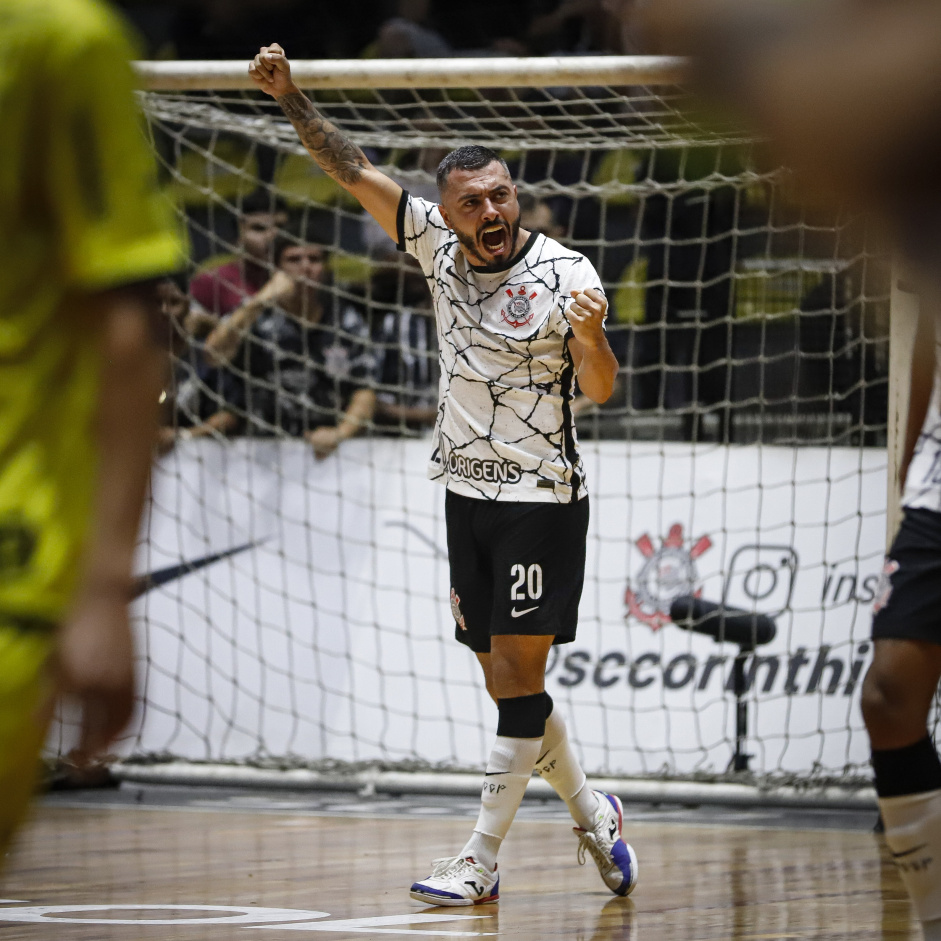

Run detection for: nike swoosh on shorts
[[511, 606, 539, 617]]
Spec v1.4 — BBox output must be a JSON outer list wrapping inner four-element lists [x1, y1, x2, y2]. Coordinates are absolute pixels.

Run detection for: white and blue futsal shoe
[[410, 855, 500, 906], [574, 791, 639, 896]]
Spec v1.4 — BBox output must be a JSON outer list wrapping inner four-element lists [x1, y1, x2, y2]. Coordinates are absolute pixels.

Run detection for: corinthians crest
[[624, 523, 712, 630], [501, 286, 538, 328]]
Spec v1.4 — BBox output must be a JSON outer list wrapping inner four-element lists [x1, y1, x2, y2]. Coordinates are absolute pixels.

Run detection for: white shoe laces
[[576, 830, 612, 872], [428, 856, 478, 880]]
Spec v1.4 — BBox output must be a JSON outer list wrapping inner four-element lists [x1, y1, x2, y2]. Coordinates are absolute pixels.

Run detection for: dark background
[[117, 0, 642, 61]]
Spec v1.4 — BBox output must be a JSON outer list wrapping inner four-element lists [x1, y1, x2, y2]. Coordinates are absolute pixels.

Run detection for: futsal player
[[644, 1, 941, 936], [0, 0, 183, 855], [249, 43, 638, 905]]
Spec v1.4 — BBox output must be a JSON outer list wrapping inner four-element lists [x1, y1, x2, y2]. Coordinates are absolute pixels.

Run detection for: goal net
[[62, 58, 891, 799]]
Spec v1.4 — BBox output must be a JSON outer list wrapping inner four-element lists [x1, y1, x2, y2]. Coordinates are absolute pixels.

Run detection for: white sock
[[461, 734, 542, 872], [535, 707, 599, 830], [879, 789, 941, 930]]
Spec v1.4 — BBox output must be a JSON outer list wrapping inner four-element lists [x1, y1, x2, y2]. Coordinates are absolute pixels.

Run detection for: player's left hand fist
[[568, 287, 608, 349]]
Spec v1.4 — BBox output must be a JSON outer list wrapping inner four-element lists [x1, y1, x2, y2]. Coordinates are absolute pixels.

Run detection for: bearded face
[[438, 161, 524, 269]]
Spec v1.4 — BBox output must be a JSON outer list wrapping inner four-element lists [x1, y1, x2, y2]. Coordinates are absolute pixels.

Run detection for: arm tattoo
[[277, 91, 367, 186]]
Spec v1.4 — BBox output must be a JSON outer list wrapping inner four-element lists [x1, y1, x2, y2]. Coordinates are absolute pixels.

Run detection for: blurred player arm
[[57, 284, 164, 763], [567, 288, 618, 403], [47, 28, 185, 763], [644, 0, 941, 208], [249, 44, 403, 241]]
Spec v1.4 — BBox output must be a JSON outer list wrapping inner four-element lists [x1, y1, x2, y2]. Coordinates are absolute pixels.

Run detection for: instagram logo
[[722, 544, 798, 616]]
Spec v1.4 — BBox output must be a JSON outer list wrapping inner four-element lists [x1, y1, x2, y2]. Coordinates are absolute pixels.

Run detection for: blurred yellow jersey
[[0, 0, 183, 627]]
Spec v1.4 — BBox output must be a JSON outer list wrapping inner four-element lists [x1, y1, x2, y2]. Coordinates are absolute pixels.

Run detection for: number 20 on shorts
[[510, 563, 543, 601]]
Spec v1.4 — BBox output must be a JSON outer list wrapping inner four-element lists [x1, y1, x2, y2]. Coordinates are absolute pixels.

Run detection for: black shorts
[[445, 490, 589, 654], [872, 507, 941, 643]]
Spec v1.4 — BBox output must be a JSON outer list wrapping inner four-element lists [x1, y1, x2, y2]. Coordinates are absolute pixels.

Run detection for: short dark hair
[[240, 189, 288, 218], [436, 145, 509, 192], [272, 219, 330, 267]]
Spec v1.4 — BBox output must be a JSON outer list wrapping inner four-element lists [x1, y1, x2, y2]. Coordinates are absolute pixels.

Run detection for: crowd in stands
[[156, 166, 888, 459], [119, 1, 649, 62], [157, 192, 446, 458]]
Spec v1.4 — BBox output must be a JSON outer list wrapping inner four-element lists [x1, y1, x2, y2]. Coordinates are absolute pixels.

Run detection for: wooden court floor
[[0, 793, 920, 940]]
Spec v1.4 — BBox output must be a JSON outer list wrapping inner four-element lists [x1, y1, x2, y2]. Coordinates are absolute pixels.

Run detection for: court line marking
[[259, 912, 496, 935], [0, 904, 329, 926], [0, 903, 496, 936]]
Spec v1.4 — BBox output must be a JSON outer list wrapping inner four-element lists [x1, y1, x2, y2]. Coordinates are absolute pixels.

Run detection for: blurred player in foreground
[[0, 0, 183, 855], [645, 1, 941, 936], [250, 43, 637, 906]]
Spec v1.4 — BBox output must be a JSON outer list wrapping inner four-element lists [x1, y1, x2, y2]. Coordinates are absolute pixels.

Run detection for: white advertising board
[[119, 438, 886, 779]]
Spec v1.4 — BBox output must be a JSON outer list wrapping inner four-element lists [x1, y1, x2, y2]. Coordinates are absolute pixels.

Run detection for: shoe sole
[[619, 839, 639, 897], [409, 889, 499, 906], [603, 792, 639, 897]]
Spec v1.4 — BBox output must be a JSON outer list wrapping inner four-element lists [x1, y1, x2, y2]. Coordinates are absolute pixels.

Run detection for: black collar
[[467, 230, 538, 274]]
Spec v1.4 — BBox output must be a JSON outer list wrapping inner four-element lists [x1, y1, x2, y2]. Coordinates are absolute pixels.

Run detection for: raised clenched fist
[[248, 43, 295, 98]]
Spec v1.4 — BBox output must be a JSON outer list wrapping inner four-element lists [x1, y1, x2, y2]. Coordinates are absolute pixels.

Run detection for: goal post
[[133, 55, 688, 91], [62, 57, 892, 806]]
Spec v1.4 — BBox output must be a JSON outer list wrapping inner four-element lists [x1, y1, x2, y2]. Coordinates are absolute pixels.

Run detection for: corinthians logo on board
[[501, 286, 538, 328], [624, 523, 712, 630]]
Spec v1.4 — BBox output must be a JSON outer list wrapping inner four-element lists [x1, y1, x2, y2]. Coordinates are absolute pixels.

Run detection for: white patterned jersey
[[902, 319, 941, 511], [396, 192, 603, 503]]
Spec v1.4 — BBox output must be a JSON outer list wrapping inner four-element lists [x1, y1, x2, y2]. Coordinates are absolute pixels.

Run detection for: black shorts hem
[[455, 625, 576, 654], [871, 624, 941, 644], [871, 507, 941, 644]]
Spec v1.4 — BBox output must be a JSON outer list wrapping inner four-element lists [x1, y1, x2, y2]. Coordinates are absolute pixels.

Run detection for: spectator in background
[[372, 303, 439, 432], [361, 136, 446, 371], [367, 15, 451, 58], [363, 2, 535, 58], [204, 226, 376, 459], [153, 275, 240, 455], [519, 193, 566, 242], [527, 0, 628, 55], [189, 192, 288, 317], [598, 0, 652, 55], [362, 136, 447, 257]]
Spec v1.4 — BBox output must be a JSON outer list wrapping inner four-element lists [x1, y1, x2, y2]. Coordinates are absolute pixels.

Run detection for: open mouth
[[479, 223, 509, 257]]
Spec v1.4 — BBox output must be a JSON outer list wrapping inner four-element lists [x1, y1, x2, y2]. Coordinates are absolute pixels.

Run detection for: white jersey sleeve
[[396, 191, 451, 275], [902, 316, 941, 512], [902, 372, 941, 512]]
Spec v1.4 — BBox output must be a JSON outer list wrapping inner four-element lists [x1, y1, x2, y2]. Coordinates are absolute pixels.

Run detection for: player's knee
[[483, 677, 498, 704], [861, 662, 924, 740], [496, 692, 548, 738], [861, 663, 897, 728]]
